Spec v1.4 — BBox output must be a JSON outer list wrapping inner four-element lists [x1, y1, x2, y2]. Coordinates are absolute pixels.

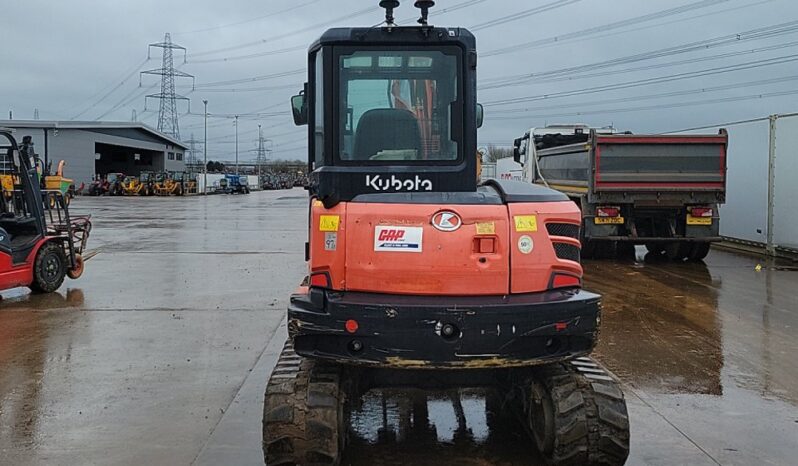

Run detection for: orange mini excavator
[[262, 2, 630, 465]]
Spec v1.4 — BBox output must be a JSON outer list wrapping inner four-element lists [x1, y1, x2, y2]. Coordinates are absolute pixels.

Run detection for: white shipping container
[[196, 174, 225, 194], [675, 113, 798, 253]]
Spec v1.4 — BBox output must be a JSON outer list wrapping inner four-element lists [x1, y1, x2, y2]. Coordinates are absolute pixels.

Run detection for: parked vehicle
[[261, 5, 630, 466], [106, 173, 125, 196], [0, 129, 91, 293], [225, 174, 250, 194], [513, 125, 728, 260]]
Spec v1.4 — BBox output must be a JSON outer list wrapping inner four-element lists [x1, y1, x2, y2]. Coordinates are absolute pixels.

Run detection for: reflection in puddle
[[345, 388, 539, 466]]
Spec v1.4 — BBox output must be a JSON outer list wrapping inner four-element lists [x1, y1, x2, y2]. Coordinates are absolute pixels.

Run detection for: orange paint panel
[[508, 201, 583, 294], [344, 203, 510, 296], [309, 200, 347, 289]]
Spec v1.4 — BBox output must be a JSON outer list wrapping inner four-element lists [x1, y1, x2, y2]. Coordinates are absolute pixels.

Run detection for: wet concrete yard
[[1, 191, 797, 465]]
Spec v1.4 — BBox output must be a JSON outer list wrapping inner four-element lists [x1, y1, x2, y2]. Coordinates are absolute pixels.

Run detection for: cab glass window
[[338, 49, 460, 163]]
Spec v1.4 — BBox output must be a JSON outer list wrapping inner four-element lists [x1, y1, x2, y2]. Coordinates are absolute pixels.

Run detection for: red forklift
[[0, 129, 91, 293], [262, 2, 629, 465]]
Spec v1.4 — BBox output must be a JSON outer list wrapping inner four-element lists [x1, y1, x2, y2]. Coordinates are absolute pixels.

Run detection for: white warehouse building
[[0, 120, 187, 188]]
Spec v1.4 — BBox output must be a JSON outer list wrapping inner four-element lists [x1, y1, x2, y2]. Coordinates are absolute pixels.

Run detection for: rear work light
[[309, 272, 331, 288], [690, 207, 713, 217], [550, 273, 582, 290], [596, 206, 621, 217]]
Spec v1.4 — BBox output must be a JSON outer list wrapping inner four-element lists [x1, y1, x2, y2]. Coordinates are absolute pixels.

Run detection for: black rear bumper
[[287, 288, 601, 369]]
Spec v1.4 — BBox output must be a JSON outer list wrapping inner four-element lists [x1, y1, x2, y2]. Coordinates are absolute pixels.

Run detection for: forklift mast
[[291, 14, 480, 207], [0, 129, 46, 235]]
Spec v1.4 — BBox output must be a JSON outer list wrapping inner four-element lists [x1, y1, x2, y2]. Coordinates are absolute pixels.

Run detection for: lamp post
[[203, 99, 208, 194], [257, 124, 262, 180], [234, 115, 239, 175]]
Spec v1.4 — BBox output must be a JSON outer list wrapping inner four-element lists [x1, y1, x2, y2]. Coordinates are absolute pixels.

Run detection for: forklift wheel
[[30, 242, 67, 293], [67, 254, 84, 279]]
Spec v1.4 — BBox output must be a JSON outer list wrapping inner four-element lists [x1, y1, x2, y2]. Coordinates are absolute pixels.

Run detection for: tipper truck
[[513, 125, 728, 260]]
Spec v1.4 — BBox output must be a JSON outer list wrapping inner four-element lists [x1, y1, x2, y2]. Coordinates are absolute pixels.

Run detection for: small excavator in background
[[122, 171, 155, 196], [262, 2, 630, 465]]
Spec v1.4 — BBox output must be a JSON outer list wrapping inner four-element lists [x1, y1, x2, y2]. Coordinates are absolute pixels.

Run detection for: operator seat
[[353, 108, 422, 160]]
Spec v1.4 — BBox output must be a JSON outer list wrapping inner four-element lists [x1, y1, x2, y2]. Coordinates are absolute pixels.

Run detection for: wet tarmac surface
[[1, 190, 797, 465]]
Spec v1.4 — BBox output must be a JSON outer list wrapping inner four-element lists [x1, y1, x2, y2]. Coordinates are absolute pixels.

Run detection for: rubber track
[[534, 357, 630, 466], [263, 340, 344, 466]]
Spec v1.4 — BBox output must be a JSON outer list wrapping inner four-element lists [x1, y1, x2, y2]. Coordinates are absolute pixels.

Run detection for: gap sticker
[[374, 226, 423, 252], [324, 232, 337, 251]]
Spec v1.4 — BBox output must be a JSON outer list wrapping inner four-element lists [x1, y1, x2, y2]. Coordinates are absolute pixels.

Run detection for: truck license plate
[[687, 215, 712, 225], [594, 217, 624, 225]]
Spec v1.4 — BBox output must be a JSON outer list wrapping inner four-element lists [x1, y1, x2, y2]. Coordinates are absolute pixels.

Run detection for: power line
[[193, 69, 304, 88], [488, 89, 798, 121], [489, 74, 798, 115], [470, 0, 583, 31], [483, 53, 798, 107], [481, 0, 731, 57], [529, 40, 798, 85], [188, 45, 307, 65], [194, 0, 491, 64], [395, 0, 489, 24], [71, 57, 150, 120], [480, 19, 798, 89], [503, 0, 775, 58], [188, 6, 378, 58], [95, 82, 158, 120], [184, 83, 300, 93], [173, 0, 322, 36]]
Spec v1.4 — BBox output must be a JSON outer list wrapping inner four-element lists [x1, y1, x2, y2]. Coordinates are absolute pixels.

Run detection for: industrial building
[[0, 120, 187, 187]]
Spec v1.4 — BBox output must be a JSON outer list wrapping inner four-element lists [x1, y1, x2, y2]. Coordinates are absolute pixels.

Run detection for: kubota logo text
[[366, 175, 433, 191]]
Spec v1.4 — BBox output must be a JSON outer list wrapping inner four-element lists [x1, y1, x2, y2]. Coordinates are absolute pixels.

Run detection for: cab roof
[[309, 26, 475, 52]]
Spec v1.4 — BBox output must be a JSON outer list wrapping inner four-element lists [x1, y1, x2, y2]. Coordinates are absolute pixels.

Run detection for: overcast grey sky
[[3, 0, 797, 161]]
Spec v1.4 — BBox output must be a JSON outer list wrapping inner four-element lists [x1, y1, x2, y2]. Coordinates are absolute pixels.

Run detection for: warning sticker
[[319, 215, 340, 232], [324, 232, 337, 251], [514, 215, 538, 232], [475, 222, 495, 235], [374, 226, 423, 252]]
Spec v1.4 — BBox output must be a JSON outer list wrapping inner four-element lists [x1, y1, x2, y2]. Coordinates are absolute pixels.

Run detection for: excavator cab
[[265, 3, 630, 465], [290, 2, 481, 207]]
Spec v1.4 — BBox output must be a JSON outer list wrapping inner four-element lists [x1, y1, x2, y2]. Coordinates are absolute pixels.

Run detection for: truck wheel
[[616, 242, 636, 260], [580, 240, 596, 260], [689, 242, 711, 261], [665, 242, 690, 261], [524, 359, 630, 465], [30, 242, 67, 293], [594, 241, 617, 260], [645, 243, 665, 255]]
